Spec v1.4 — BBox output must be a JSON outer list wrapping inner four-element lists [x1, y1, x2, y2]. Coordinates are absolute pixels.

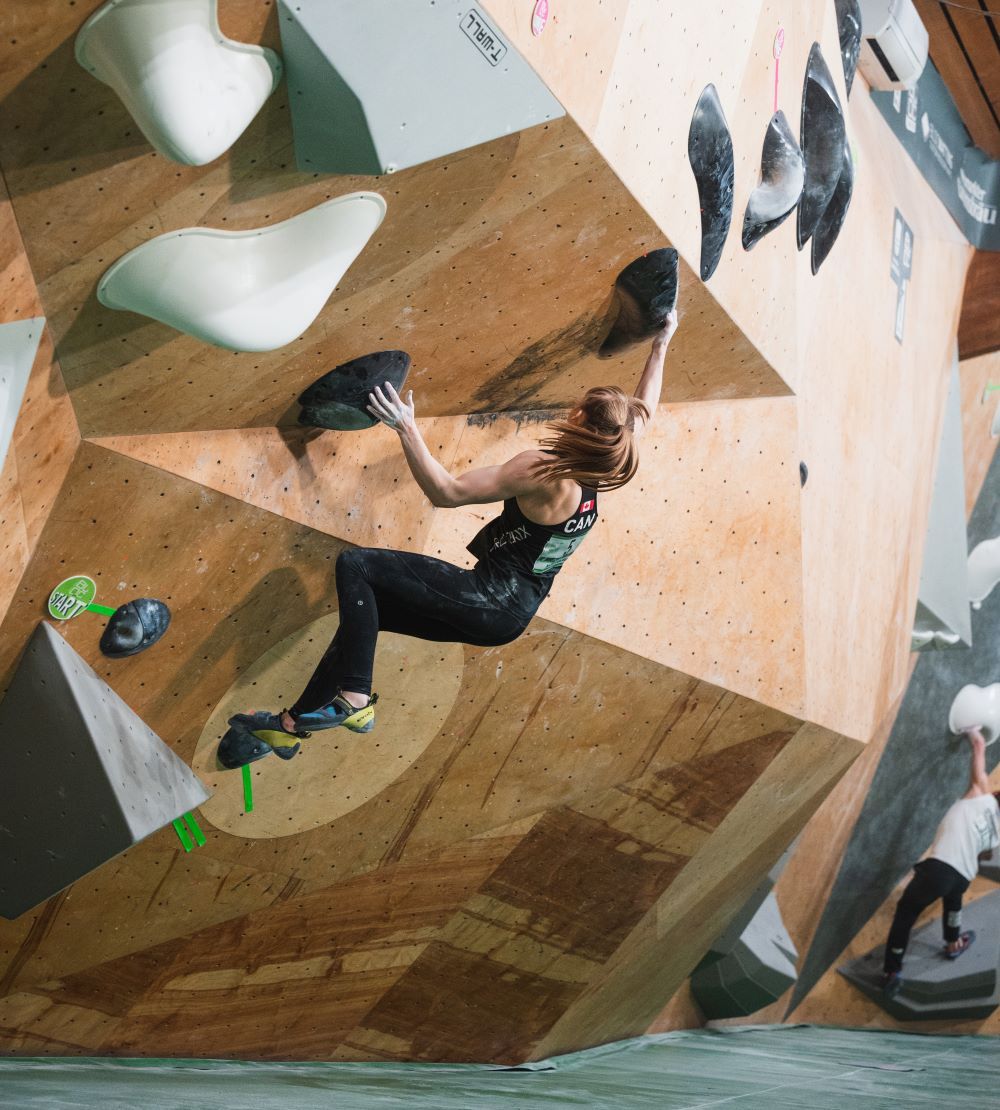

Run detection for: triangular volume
[[911, 357, 971, 650], [839, 891, 1000, 1021], [279, 0, 565, 174], [0, 316, 44, 477], [0, 623, 209, 919]]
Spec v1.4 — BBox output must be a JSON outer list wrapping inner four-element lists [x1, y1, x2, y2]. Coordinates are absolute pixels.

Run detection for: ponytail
[[532, 386, 648, 491]]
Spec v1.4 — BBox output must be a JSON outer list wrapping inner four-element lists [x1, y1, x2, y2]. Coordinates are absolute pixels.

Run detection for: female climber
[[220, 311, 679, 767]]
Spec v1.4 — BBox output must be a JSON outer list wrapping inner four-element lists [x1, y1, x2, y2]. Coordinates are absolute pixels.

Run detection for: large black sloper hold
[[99, 598, 171, 658], [688, 84, 735, 282], [834, 0, 862, 98], [797, 43, 846, 251], [598, 248, 679, 359], [742, 110, 805, 251], [811, 139, 855, 274], [298, 350, 411, 431]]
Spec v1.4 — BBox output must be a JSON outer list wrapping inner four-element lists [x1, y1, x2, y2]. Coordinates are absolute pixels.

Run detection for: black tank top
[[467, 487, 599, 619]]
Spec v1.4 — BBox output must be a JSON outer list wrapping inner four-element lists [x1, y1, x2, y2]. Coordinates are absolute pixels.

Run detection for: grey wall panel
[[912, 354, 972, 649], [279, 1, 565, 175]]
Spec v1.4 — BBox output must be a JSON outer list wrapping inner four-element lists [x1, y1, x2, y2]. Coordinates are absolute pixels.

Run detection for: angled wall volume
[[97, 193, 386, 351], [839, 891, 1000, 1021], [278, 0, 564, 175], [0, 622, 209, 920], [0, 316, 43, 478], [911, 358, 971, 650], [690, 892, 799, 1019], [75, 0, 282, 166]]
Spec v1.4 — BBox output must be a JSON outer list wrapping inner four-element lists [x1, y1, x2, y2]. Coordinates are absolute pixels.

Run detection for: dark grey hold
[[598, 248, 679, 359], [217, 725, 272, 770], [688, 84, 735, 282], [742, 111, 805, 251], [797, 44, 846, 251], [298, 350, 411, 431], [835, 0, 862, 98], [99, 598, 171, 658], [811, 140, 855, 274], [799, 461, 808, 487]]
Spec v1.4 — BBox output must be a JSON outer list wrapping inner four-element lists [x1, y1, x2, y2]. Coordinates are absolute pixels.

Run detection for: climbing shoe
[[944, 930, 976, 960], [219, 711, 309, 770], [880, 971, 903, 998], [293, 692, 378, 734]]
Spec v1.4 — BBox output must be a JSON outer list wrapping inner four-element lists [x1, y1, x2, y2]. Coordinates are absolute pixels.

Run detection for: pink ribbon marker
[[773, 28, 785, 113]]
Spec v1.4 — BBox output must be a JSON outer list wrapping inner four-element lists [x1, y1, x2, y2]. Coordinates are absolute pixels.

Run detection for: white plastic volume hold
[[949, 683, 1000, 745], [97, 192, 387, 351], [75, 0, 282, 166], [968, 536, 1000, 610]]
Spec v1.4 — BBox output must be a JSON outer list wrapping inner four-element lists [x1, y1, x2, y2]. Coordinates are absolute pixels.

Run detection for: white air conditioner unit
[[858, 0, 929, 90]]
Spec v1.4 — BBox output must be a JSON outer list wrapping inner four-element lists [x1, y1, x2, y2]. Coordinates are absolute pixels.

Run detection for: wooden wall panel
[[0, 1, 785, 442], [0, 443, 854, 1059], [959, 250, 1000, 361], [93, 393, 807, 717], [481, 0, 976, 741], [914, 0, 1000, 159], [0, 157, 78, 626]]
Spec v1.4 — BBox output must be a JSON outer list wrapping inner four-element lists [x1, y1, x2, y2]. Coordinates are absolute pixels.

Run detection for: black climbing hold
[[742, 111, 805, 251], [797, 44, 846, 251], [217, 723, 273, 770], [811, 140, 854, 274], [99, 598, 171, 658], [799, 461, 808, 487], [597, 248, 679, 359], [688, 84, 734, 282], [835, 0, 862, 99], [298, 350, 411, 431]]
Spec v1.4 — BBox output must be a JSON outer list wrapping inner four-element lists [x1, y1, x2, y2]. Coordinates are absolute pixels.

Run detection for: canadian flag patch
[[580, 499, 594, 513]]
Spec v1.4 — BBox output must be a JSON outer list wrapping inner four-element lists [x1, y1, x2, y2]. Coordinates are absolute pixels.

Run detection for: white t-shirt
[[927, 794, 1000, 881]]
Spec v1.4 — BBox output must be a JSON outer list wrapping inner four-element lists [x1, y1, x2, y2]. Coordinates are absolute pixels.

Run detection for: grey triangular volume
[[839, 891, 1000, 1021], [691, 891, 798, 1018], [0, 316, 44, 478], [279, 0, 565, 175], [912, 356, 971, 651], [0, 622, 210, 919]]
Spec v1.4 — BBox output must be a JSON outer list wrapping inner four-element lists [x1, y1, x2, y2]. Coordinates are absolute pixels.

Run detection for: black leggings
[[291, 548, 530, 713], [883, 858, 969, 973]]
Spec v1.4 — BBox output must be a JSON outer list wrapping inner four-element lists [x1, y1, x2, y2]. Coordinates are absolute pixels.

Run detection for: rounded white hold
[[968, 536, 1000, 607], [75, 0, 283, 166], [948, 683, 1000, 745], [97, 191, 387, 351]]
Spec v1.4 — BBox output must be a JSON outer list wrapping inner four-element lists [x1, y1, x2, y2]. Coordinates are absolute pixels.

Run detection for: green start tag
[[47, 575, 97, 621]]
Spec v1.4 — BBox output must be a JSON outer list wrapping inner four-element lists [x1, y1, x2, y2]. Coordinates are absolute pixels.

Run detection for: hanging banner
[[871, 64, 999, 251]]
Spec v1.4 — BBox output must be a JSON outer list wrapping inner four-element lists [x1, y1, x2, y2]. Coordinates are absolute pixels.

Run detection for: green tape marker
[[242, 764, 254, 813], [172, 818, 193, 853], [86, 602, 117, 617], [183, 812, 206, 847]]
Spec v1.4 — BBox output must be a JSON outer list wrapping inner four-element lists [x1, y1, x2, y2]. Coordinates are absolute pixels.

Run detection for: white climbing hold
[[968, 536, 1000, 610], [949, 683, 1000, 745], [97, 192, 387, 351], [75, 0, 282, 166]]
